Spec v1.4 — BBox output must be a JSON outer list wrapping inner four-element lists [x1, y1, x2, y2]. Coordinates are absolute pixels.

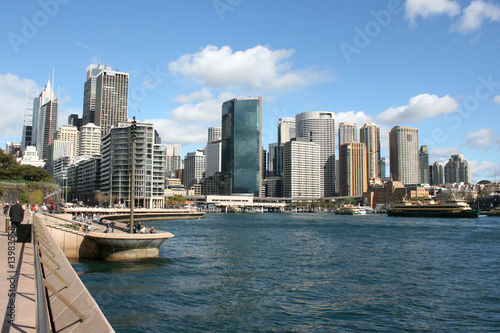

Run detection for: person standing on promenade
[[3, 202, 9, 215], [9, 200, 25, 237]]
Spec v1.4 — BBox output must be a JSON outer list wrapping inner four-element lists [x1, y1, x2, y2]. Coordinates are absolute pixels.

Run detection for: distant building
[[78, 123, 101, 157], [360, 122, 381, 179], [68, 114, 83, 130], [56, 124, 78, 157], [183, 149, 206, 189], [445, 154, 472, 184], [5, 142, 22, 158], [206, 127, 222, 178], [389, 126, 419, 185], [267, 143, 284, 177], [283, 138, 320, 200], [338, 122, 357, 146], [36, 99, 58, 161], [362, 180, 428, 208], [278, 117, 296, 145], [339, 142, 368, 196], [19, 146, 45, 168], [296, 111, 336, 197], [432, 161, 444, 185], [221, 97, 262, 196], [84, 65, 129, 137], [164, 144, 183, 178], [419, 146, 430, 184], [32, 80, 54, 148], [380, 157, 387, 180]]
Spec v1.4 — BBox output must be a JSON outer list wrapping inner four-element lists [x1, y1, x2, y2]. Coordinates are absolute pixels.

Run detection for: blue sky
[[1, 0, 499, 183]]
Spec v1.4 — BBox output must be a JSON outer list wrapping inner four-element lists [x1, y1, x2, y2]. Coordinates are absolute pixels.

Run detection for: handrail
[[33, 221, 52, 333]]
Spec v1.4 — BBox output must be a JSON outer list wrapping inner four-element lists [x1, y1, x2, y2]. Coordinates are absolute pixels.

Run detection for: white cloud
[[0, 73, 38, 143], [453, 0, 500, 33], [168, 45, 332, 92], [142, 118, 207, 146], [494, 96, 500, 104], [376, 94, 459, 124], [469, 160, 500, 182], [172, 88, 214, 104], [430, 147, 462, 161], [462, 128, 496, 150], [405, 0, 460, 26], [171, 92, 234, 124], [336, 110, 373, 125]]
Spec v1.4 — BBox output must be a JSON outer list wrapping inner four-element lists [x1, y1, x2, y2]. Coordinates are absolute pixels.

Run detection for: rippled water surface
[[72, 213, 500, 332]]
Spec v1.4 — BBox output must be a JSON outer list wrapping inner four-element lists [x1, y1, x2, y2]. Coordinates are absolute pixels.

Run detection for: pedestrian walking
[[9, 201, 25, 237]]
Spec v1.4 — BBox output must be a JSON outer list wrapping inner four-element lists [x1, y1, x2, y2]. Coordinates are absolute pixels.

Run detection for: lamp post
[[129, 117, 137, 233]]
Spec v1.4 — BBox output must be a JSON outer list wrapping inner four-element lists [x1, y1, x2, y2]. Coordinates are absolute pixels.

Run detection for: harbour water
[[72, 213, 500, 332]]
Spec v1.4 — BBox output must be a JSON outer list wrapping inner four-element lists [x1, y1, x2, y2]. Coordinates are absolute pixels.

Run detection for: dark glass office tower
[[221, 97, 262, 196]]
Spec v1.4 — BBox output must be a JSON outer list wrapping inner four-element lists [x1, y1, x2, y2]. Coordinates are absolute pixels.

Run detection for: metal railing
[[32, 215, 89, 332]]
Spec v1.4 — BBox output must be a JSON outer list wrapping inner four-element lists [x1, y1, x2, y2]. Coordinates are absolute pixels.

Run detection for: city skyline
[[1, 1, 499, 183]]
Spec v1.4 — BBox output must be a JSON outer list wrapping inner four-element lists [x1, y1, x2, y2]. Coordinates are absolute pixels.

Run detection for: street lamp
[[129, 117, 137, 234]]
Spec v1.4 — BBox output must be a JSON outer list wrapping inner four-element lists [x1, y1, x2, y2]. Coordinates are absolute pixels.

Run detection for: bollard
[[5, 216, 9, 233]]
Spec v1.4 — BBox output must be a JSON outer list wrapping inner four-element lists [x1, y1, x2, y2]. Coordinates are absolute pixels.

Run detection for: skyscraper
[[36, 99, 58, 161], [338, 122, 358, 146], [32, 80, 55, 154], [21, 92, 33, 151], [84, 65, 129, 137], [183, 149, 206, 189], [283, 138, 320, 199], [278, 117, 296, 145], [432, 161, 444, 185], [444, 154, 472, 184], [206, 127, 222, 178], [419, 146, 430, 184], [359, 122, 381, 179], [339, 142, 368, 196], [389, 126, 419, 185], [221, 97, 262, 196], [55, 124, 78, 157], [296, 111, 336, 197], [78, 123, 101, 157]]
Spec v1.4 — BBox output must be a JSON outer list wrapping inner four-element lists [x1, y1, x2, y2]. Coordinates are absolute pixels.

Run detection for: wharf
[[1, 212, 36, 332]]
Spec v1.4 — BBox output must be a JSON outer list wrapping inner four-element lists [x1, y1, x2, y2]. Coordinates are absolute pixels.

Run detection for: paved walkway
[[0, 211, 36, 332]]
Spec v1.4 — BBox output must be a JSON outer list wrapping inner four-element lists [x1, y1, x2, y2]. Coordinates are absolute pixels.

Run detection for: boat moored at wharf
[[386, 197, 480, 218]]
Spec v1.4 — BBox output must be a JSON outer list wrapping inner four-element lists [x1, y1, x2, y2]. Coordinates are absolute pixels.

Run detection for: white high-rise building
[[56, 124, 78, 157], [360, 122, 380, 179], [78, 123, 101, 156], [296, 111, 336, 197], [208, 126, 221, 142], [432, 162, 444, 185], [206, 127, 222, 178], [278, 117, 296, 145], [165, 144, 182, 178], [36, 99, 58, 161], [283, 138, 320, 199], [389, 126, 419, 185], [83, 64, 112, 126], [338, 122, 358, 146], [32, 80, 54, 147], [183, 149, 206, 189]]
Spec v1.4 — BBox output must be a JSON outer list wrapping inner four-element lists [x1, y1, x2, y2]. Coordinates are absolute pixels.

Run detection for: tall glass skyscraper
[[296, 111, 336, 197], [221, 97, 262, 196]]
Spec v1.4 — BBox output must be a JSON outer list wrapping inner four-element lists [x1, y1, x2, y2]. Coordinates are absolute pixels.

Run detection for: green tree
[[19, 193, 29, 204], [28, 189, 44, 205]]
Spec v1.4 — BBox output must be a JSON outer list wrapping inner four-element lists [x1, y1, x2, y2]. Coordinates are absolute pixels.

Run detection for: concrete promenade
[[0, 211, 36, 332]]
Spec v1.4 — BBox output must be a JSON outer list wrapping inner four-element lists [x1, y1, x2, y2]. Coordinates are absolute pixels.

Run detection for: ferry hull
[[386, 209, 480, 218]]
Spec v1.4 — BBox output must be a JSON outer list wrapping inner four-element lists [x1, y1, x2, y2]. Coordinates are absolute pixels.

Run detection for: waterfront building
[[339, 142, 368, 196], [283, 138, 321, 200], [19, 146, 45, 168], [432, 162, 444, 185], [419, 146, 430, 184], [199, 173, 223, 196], [265, 176, 283, 198], [56, 124, 78, 157], [445, 154, 472, 184], [360, 122, 381, 179], [362, 180, 427, 208], [32, 80, 54, 148], [296, 111, 335, 197], [206, 127, 222, 178], [84, 65, 129, 137], [221, 97, 262, 196], [183, 149, 206, 189], [101, 120, 166, 209], [278, 117, 296, 145], [389, 126, 419, 185], [380, 157, 387, 179], [78, 123, 101, 157], [338, 122, 358, 146]]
